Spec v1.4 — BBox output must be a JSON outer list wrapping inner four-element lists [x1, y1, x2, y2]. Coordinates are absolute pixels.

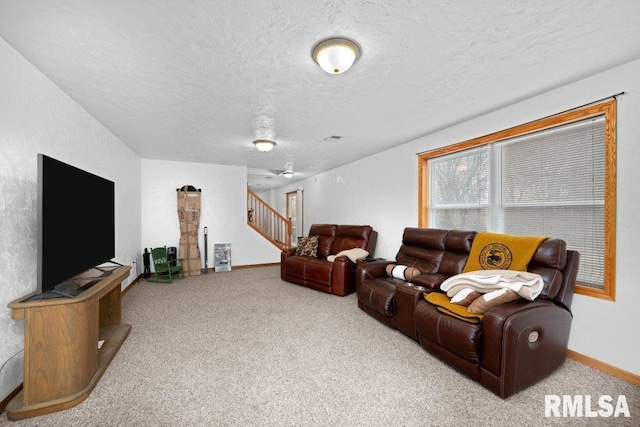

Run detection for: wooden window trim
[[418, 100, 616, 300]]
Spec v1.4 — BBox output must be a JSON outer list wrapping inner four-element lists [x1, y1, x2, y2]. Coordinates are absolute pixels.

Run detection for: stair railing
[[247, 188, 292, 250]]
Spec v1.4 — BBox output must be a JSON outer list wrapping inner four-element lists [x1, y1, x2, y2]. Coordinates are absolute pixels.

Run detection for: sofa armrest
[[282, 247, 296, 257], [331, 256, 359, 296], [281, 247, 296, 264], [356, 260, 394, 289], [481, 300, 573, 397], [280, 247, 297, 280]]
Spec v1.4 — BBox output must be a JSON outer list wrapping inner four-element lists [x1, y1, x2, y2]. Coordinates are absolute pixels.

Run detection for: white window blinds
[[429, 116, 606, 288]]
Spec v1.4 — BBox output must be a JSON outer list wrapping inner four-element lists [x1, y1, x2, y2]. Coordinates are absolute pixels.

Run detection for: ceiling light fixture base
[[253, 139, 276, 152], [312, 37, 361, 74]]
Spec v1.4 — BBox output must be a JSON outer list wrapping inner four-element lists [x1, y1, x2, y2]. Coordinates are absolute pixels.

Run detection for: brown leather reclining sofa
[[281, 224, 377, 296], [356, 227, 580, 398]]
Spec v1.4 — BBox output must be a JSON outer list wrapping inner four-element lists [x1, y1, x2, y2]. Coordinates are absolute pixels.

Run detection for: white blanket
[[326, 248, 369, 263], [441, 270, 543, 301]]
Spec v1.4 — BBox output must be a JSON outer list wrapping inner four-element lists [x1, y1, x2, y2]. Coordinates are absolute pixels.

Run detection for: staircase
[[247, 188, 292, 250]]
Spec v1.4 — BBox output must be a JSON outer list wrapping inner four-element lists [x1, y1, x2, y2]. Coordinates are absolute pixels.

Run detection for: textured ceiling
[[2, 1, 640, 190]]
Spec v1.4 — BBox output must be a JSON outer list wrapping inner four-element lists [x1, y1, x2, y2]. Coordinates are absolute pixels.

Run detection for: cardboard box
[[179, 243, 200, 258], [182, 258, 201, 276], [177, 188, 202, 276], [179, 222, 199, 234], [177, 190, 201, 210], [178, 209, 200, 225]]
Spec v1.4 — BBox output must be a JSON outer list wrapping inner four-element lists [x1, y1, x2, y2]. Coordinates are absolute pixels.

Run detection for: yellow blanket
[[425, 292, 484, 323], [463, 232, 547, 273]]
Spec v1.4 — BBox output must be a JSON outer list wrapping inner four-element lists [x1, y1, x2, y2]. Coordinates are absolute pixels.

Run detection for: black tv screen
[[38, 154, 115, 296]]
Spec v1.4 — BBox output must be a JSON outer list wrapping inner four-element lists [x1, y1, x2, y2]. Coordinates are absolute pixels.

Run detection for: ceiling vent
[[323, 135, 342, 141]]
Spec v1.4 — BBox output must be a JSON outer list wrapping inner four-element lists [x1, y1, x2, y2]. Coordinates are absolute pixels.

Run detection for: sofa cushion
[[396, 246, 444, 273], [295, 236, 318, 257], [308, 224, 338, 259], [331, 225, 373, 254], [528, 238, 567, 299], [444, 229, 477, 253], [439, 230, 477, 276], [308, 223, 338, 236], [396, 228, 472, 274], [402, 227, 447, 250]]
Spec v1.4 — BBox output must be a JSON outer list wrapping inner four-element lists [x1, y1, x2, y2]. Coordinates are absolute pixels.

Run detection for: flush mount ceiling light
[[312, 38, 361, 74], [281, 171, 294, 178], [253, 139, 276, 152]]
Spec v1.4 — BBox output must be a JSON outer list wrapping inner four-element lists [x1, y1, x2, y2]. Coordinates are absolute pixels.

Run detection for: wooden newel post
[[286, 218, 293, 248]]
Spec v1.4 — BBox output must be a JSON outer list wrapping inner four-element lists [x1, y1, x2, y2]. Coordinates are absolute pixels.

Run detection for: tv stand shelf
[[6, 265, 131, 421]]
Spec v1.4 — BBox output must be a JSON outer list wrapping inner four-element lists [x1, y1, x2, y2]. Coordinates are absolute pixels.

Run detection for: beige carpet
[[2, 266, 638, 426]]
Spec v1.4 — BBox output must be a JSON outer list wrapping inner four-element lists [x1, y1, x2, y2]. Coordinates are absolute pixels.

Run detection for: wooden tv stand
[[6, 265, 131, 420]]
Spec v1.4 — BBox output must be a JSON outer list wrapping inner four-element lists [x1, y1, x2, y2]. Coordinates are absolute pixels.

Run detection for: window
[[418, 100, 616, 300]]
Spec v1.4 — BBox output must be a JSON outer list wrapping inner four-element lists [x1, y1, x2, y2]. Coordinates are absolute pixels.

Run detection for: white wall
[[141, 160, 281, 267], [271, 59, 640, 377], [272, 144, 418, 259], [0, 39, 142, 401]]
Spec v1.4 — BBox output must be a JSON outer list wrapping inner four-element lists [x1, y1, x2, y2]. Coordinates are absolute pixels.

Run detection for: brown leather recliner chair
[[281, 224, 377, 296], [357, 227, 580, 398]]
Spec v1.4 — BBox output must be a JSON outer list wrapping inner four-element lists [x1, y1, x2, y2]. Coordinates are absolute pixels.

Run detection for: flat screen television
[[37, 153, 115, 298]]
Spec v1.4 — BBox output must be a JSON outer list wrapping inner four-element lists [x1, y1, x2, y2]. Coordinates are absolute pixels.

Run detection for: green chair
[[148, 246, 184, 282]]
